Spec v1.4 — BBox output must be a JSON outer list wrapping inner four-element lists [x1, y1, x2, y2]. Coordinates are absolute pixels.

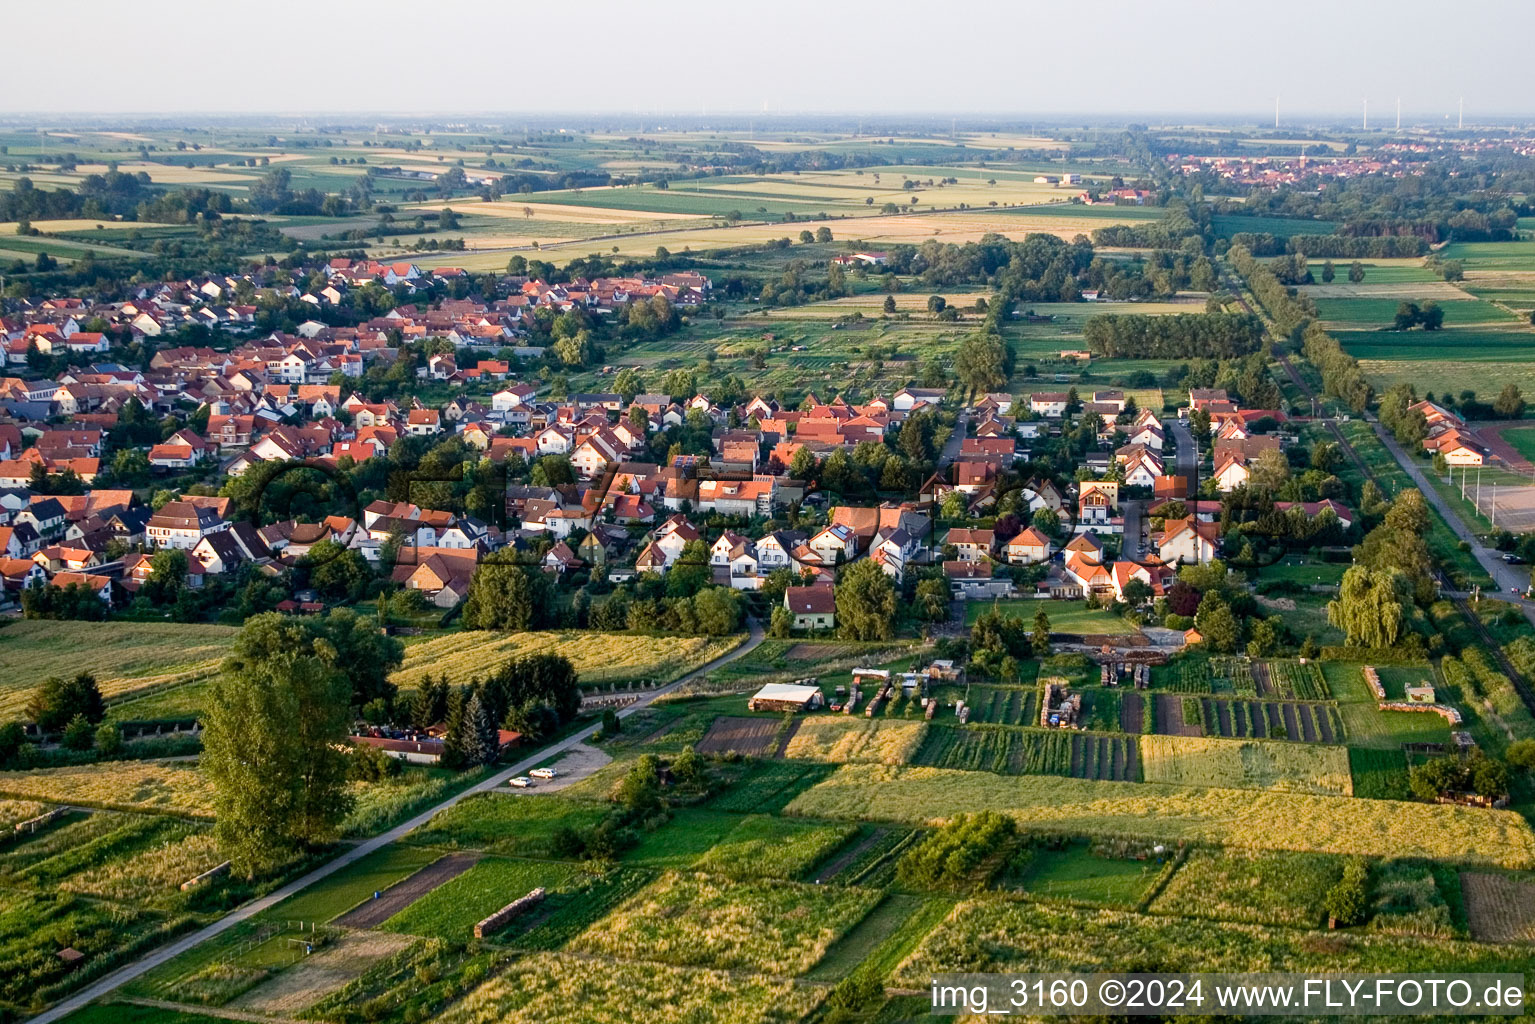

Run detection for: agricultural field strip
[[783, 764, 1535, 867], [20, 626, 768, 1024]]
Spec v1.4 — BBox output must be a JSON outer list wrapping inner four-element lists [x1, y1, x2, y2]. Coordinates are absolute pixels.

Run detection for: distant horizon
[[5, 0, 1533, 120], [0, 110, 1527, 130]]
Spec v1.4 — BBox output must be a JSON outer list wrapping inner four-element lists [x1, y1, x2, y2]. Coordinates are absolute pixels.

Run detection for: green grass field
[[382, 857, 578, 941], [403, 794, 607, 857], [1323, 663, 1454, 750], [0, 620, 236, 720], [262, 845, 441, 924], [1150, 847, 1339, 927], [1316, 296, 1516, 328], [691, 815, 854, 880], [1009, 843, 1163, 907], [964, 600, 1140, 634], [1501, 427, 1535, 463], [623, 808, 744, 869]]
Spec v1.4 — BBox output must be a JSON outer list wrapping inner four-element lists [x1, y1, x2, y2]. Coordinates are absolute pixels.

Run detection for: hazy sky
[[5, 0, 1533, 120]]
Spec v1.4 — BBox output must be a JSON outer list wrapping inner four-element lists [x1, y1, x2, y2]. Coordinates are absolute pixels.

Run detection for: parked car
[[1503, 553, 1525, 564], [529, 767, 558, 780], [509, 776, 534, 788]]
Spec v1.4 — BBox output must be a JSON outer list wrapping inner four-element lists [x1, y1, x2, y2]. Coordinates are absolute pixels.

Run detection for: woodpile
[[473, 887, 546, 939]]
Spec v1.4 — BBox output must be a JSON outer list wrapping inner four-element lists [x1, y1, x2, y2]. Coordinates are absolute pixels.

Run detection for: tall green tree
[[26, 672, 104, 732], [462, 559, 553, 631], [1327, 565, 1412, 647], [1033, 607, 1053, 656], [464, 689, 500, 766], [203, 617, 355, 876], [836, 559, 897, 640]]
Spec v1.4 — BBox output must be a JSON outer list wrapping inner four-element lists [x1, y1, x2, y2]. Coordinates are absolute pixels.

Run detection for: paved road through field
[[26, 621, 766, 1024]]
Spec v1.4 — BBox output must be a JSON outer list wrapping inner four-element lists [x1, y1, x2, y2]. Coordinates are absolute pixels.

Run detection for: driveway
[[26, 621, 767, 1024]]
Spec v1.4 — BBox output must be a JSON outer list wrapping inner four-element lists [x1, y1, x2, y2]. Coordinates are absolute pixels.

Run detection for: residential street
[[1122, 499, 1145, 560], [26, 623, 767, 1024], [938, 410, 968, 467], [1366, 418, 1531, 599], [1164, 417, 1197, 496]]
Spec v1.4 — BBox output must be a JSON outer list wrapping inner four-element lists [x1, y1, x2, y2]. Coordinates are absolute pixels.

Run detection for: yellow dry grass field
[[0, 799, 47, 829], [86, 161, 262, 185], [63, 826, 222, 901], [569, 870, 880, 974], [392, 630, 742, 690], [782, 764, 1535, 868], [0, 619, 237, 720], [756, 292, 993, 319], [435, 952, 821, 1024], [1138, 735, 1354, 795], [0, 218, 184, 234], [0, 762, 215, 817], [413, 198, 708, 224], [782, 719, 927, 765], [417, 209, 1133, 272]]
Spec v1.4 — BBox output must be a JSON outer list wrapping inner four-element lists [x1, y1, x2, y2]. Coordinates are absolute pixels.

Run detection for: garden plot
[[692, 815, 856, 880], [1255, 660, 1331, 701], [695, 716, 783, 757], [404, 793, 607, 858], [963, 686, 1037, 726], [785, 764, 1535, 866], [1461, 872, 1535, 943], [914, 726, 1136, 781], [781, 718, 925, 765], [1155, 694, 1341, 743], [435, 952, 821, 1024], [336, 853, 479, 929], [1140, 736, 1353, 795], [382, 857, 578, 941], [230, 930, 415, 1015], [569, 870, 880, 974], [1150, 849, 1339, 928]]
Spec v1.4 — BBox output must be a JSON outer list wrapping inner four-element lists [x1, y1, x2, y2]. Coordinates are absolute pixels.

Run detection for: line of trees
[[1083, 312, 1263, 360], [1228, 233, 1425, 259], [1229, 244, 1372, 414]]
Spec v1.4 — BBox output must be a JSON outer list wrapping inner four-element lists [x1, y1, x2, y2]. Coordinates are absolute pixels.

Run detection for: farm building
[[351, 729, 520, 765], [747, 683, 824, 713]]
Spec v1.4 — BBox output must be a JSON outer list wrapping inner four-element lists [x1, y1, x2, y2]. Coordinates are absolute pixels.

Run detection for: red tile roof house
[[784, 585, 836, 631]]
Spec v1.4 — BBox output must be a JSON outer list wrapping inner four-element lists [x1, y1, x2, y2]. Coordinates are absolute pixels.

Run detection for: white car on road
[[530, 767, 559, 780], [509, 776, 534, 788]]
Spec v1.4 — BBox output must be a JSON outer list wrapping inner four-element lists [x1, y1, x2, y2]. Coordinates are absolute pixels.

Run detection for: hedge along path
[[782, 764, 1535, 868]]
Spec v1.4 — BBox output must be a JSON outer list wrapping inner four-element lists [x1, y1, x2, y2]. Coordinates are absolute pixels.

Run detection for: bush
[[896, 811, 1016, 890], [1325, 859, 1370, 926]]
